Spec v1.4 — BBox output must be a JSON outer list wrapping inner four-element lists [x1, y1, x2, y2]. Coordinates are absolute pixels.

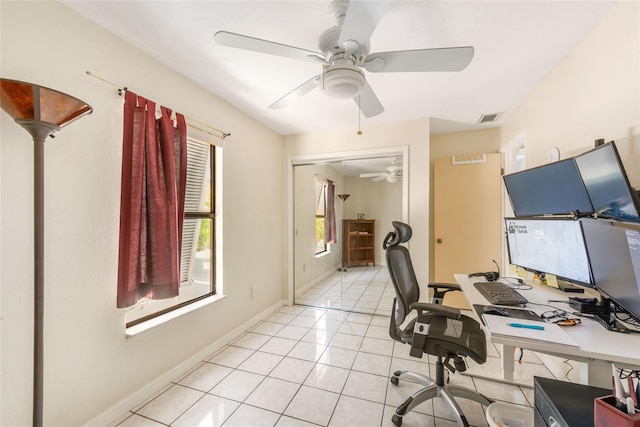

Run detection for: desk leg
[[502, 344, 515, 382], [579, 361, 612, 388]]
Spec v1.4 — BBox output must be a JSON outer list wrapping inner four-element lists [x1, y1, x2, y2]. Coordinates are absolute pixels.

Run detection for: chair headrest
[[383, 221, 413, 249]]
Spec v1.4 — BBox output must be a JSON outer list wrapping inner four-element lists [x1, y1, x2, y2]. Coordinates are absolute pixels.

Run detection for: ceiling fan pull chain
[[357, 95, 363, 135]]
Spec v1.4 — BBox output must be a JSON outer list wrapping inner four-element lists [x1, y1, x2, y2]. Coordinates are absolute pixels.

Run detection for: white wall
[[499, 1, 639, 179], [285, 119, 430, 287], [0, 2, 285, 425]]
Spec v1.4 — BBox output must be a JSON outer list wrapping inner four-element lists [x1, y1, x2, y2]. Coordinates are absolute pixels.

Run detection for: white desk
[[454, 273, 640, 388]]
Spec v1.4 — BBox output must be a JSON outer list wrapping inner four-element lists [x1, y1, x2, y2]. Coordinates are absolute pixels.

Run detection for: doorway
[[288, 146, 409, 315], [433, 153, 502, 308]]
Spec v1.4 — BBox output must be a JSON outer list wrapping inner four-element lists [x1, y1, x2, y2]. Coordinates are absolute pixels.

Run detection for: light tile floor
[[295, 266, 395, 316], [111, 304, 563, 427]]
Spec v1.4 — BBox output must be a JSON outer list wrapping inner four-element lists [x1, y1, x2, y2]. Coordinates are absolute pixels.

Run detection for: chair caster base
[[390, 376, 399, 386], [392, 414, 402, 426]]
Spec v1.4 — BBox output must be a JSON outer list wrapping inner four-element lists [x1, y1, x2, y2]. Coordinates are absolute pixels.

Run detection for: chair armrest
[[428, 282, 461, 292], [409, 302, 461, 320], [428, 282, 461, 305]]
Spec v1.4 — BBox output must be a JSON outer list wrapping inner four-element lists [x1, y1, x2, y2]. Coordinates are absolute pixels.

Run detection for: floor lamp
[[0, 78, 92, 427], [337, 194, 350, 272]]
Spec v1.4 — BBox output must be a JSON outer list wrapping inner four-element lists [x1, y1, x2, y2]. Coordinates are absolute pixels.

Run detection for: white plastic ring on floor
[[485, 401, 535, 427]]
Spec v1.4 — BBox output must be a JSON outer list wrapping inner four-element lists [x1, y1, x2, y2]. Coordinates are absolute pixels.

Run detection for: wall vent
[[477, 112, 502, 124]]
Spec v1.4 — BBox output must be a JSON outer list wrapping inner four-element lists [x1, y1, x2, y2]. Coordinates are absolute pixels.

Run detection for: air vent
[[477, 112, 502, 124]]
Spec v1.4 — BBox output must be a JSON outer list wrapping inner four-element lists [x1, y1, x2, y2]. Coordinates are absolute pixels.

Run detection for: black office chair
[[384, 221, 493, 427]]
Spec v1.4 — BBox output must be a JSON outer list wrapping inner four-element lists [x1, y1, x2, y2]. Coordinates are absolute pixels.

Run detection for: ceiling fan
[[214, 0, 474, 118], [360, 164, 403, 183]]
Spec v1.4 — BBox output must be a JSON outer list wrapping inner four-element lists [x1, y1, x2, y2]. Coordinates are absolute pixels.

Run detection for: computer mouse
[[483, 306, 509, 316]]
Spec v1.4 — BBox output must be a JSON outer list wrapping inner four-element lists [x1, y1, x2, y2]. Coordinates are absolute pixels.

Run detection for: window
[[126, 137, 217, 326], [315, 176, 328, 254]]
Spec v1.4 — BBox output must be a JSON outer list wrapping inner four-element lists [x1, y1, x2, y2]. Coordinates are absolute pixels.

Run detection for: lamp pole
[[34, 138, 45, 427], [17, 118, 59, 427], [1, 80, 92, 427]]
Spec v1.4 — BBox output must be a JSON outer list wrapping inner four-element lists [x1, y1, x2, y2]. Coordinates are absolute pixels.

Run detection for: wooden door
[[433, 153, 502, 308]]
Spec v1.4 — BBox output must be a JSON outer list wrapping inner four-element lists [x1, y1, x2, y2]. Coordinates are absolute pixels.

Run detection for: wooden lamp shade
[[0, 78, 92, 140]]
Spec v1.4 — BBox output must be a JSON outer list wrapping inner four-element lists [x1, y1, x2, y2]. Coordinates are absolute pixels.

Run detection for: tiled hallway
[[111, 304, 553, 427], [295, 266, 395, 316]]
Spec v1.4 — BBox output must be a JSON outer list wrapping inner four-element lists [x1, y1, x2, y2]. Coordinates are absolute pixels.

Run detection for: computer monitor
[[503, 159, 593, 217], [580, 219, 640, 323], [575, 141, 640, 223], [505, 217, 592, 286]]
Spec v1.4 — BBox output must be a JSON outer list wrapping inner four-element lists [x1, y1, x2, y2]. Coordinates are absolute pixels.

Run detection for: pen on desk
[[508, 323, 545, 330]]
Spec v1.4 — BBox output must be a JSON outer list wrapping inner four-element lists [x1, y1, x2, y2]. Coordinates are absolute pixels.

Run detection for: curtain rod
[[85, 71, 230, 140]]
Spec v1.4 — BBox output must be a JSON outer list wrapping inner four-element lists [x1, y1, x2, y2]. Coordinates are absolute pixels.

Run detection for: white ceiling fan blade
[[372, 175, 387, 182], [338, 0, 390, 50], [359, 172, 385, 178], [269, 75, 321, 110], [363, 46, 474, 73], [353, 81, 384, 118], [215, 31, 326, 63]]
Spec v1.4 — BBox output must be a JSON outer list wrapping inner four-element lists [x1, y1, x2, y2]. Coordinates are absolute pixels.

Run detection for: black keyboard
[[473, 281, 528, 306]]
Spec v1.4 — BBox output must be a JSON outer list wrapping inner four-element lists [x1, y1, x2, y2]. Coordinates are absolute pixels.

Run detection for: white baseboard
[[295, 265, 341, 295], [86, 300, 285, 427]]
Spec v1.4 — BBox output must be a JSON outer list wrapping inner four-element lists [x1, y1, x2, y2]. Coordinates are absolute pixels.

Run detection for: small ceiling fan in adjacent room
[[214, 0, 474, 118], [360, 164, 403, 183]]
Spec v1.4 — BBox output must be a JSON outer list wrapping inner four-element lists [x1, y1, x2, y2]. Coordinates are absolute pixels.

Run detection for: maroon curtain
[[117, 90, 187, 308], [325, 180, 336, 244]]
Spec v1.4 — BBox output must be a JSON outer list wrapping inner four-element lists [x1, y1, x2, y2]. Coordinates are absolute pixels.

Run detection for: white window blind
[[180, 138, 210, 283]]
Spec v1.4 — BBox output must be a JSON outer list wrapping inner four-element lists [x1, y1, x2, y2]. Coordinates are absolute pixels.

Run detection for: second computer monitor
[[581, 219, 640, 323], [575, 141, 640, 223], [503, 159, 593, 217], [505, 217, 592, 286]]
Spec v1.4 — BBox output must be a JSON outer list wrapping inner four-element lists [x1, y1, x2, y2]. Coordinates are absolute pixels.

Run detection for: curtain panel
[[117, 90, 187, 308]]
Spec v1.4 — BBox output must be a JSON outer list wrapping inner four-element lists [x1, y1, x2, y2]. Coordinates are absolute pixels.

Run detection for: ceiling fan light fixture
[[321, 66, 365, 99], [386, 165, 402, 174]]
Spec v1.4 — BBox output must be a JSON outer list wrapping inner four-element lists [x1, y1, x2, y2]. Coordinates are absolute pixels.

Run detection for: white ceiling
[[64, 0, 614, 136]]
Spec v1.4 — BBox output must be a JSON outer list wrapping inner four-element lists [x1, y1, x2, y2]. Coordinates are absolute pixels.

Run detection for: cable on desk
[[528, 302, 569, 313], [614, 310, 640, 329], [501, 277, 533, 290], [609, 305, 640, 332]]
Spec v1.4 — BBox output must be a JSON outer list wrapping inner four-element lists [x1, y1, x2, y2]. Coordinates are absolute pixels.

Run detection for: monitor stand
[[594, 313, 630, 333], [594, 299, 632, 333]]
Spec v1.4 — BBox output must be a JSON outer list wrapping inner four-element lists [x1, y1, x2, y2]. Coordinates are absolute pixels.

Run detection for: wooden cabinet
[[342, 219, 375, 267]]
